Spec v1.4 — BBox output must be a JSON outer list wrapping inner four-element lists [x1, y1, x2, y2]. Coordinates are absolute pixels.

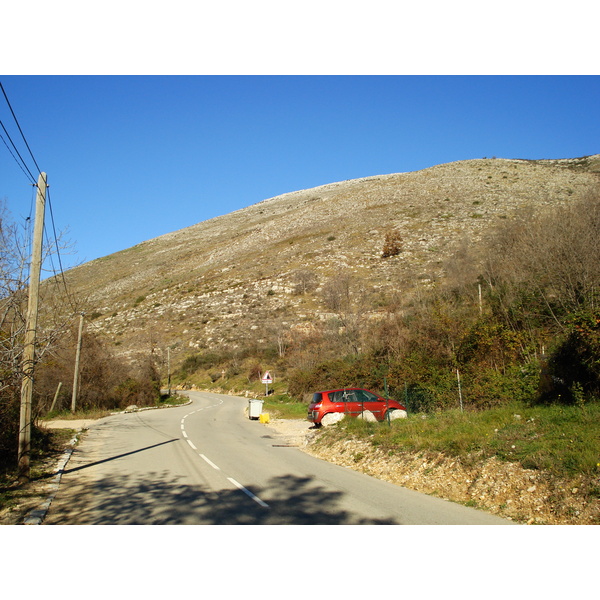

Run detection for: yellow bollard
[[259, 412, 270, 424]]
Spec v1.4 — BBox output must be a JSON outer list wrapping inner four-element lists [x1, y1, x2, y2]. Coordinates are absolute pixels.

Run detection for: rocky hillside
[[59, 155, 600, 367]]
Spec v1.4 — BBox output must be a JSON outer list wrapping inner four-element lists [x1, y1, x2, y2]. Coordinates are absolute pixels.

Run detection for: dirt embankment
[[265, 418, 600, 525]]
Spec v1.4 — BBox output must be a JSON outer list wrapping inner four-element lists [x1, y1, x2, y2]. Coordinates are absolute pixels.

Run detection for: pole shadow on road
[[59, 439, 179, 476]]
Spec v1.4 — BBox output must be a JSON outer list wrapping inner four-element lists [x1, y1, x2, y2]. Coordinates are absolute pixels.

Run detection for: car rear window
[[311, 393, 323, 403]]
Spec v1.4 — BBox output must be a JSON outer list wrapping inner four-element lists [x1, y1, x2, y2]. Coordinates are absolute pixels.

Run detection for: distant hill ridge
[[60, 154, 600, 364]]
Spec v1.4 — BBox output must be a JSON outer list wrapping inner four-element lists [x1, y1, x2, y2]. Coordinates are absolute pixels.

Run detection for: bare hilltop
[[60, 154, 600, 367]]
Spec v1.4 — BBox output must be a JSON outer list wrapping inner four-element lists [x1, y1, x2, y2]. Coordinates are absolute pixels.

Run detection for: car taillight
[[312, 403, 322, 409]]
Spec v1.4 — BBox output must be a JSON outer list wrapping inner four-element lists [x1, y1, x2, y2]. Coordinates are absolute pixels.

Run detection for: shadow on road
[[45, 470, 398, 525], [62, 439, 179, 475], [37, 439, 180, 480]]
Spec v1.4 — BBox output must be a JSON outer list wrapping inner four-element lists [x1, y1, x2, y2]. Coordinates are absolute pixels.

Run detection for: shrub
[[0, 388, 20, 470], [247, 363, 262, 382], [178, 351, 222, 376], [538, 310, 600, 404], [381, 228, 402, 258]]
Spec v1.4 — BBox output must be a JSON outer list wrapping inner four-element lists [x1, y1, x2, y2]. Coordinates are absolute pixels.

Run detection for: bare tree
[[286, 326, 329, 372], [320, 272, 371, 355], [291, 269, 318, 295], [0, 200, 78, 466], [483, 186, 600, 327], [321, 272, 352, 313]]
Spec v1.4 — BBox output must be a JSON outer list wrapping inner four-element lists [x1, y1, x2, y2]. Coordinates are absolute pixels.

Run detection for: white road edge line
[[227, 477, 270, 508], [187, 439, 196, 450]]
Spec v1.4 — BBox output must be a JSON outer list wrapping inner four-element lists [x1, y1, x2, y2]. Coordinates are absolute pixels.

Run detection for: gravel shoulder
[[262, 417, 321, 447], [42, 419, 98, 430]]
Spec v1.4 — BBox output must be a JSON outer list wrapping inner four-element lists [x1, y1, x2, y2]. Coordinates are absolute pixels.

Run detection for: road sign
[[261, 371, 273, 384]]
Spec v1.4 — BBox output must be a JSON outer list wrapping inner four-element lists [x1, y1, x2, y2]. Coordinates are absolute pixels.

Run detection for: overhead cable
[[0, 81, 43, 177], [0, 81, 76, 312], [45, 187, 78, 313], [0, 118, 37, 184]]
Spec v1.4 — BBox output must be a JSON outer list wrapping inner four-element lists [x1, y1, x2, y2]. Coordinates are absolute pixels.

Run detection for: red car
[[307, 387, 407, 425]]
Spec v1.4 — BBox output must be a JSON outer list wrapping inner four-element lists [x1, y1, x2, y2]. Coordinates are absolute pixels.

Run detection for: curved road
[[44, 391, 513, 525]]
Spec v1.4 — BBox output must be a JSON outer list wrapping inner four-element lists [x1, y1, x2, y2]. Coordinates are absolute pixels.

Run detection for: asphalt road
[[44, 391, 513, 525]]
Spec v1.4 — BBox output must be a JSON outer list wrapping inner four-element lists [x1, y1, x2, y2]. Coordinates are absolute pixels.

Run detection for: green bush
[[460, 364, 540, 410], [178, 352, 223, 377], [538, 310, 600, 404], [0, 390, 20, 471]]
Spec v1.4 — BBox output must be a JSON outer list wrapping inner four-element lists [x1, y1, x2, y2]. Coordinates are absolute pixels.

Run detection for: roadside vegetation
[[262, 394, 308, 419], [170, 187, 600, 495], [0, 426, 74, 521], [324, 402, 600, 481]]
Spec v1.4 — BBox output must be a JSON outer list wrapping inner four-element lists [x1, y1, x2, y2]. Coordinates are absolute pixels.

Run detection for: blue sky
[[1, 75, 599, 273]]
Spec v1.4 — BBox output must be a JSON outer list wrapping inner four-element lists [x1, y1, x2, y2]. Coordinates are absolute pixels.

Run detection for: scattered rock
[[321, 412, 345, 426], [388, 409, 408, 420], [357, 410, 377, 422]]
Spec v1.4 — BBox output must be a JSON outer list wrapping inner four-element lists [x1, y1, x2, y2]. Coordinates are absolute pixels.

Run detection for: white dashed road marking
[[181, 397, 269, 509], [227, 477, 270, 508], [199, 454, 220, 470]]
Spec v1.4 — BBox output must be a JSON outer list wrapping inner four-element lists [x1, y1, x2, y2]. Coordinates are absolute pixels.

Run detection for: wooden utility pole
[[71, 312, 84, 412], [167, 347, 171, 397], [18, 172, 47, 481], [50, 381, 63, 413], [457, 368, 464, 413]]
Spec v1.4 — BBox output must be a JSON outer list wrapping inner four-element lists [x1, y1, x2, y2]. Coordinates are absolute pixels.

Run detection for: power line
[[0, 82, 76, 312], [0, 129, 36, 184], [0, 119, 37, 184], [45, 187, 78, 312], [0, 81, 43, 177]]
